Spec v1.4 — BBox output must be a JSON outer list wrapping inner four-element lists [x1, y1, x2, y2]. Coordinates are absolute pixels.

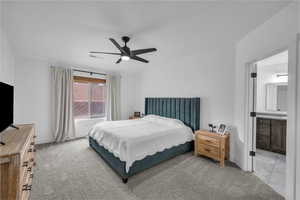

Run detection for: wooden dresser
[[0, 124, 36, 200], [194, 130, 229, 167]]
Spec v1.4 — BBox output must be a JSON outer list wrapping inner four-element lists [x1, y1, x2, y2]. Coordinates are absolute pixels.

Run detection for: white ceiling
[[2, 1, 289, 72], [257, 50, 288, 66]]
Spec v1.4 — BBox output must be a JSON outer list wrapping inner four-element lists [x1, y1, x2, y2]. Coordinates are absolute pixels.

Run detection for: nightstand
[[129, 116, 141, 120], [194, 130, 229, 167]]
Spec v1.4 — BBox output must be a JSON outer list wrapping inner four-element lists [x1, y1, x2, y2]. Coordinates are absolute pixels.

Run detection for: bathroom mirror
[[265, 83, 287, 112]]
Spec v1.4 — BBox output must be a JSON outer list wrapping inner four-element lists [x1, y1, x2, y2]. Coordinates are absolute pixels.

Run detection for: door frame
[[244, 62, 257, 171], [244, 40, 297, 199], [244, 47, 288, 171]]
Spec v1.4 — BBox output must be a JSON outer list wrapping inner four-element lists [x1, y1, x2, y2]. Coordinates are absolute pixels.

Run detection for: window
[[73, 76, 106, 119]]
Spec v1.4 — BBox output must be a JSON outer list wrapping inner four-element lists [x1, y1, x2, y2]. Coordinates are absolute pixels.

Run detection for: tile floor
[[254, 149, 286, 197]]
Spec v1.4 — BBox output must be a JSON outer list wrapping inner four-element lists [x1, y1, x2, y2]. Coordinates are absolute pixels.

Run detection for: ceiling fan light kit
[[121, 55, 130, 61], [89, 36, 157, 64]]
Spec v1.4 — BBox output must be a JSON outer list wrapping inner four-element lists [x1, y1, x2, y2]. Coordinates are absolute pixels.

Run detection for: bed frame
[[89, 97, 200, 183]]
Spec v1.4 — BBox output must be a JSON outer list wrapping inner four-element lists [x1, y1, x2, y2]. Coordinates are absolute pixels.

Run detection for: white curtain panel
[[106, 75, 121, 121], [51, 66, 76, 142]]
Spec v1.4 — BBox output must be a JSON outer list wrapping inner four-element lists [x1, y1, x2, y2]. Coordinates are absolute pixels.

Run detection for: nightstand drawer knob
[[22, 161, 29, 167], [22, 184, 32, 191]]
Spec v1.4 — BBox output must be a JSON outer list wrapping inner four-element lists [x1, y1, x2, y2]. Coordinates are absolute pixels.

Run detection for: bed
[[89, 97, 200, 183]]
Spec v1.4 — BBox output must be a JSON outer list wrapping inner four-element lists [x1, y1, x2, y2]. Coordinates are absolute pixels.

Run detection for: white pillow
[[144, 115, 185, 127]]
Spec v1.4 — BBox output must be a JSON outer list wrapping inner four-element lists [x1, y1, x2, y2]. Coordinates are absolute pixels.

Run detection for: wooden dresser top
[[0, 124, 34, 158]]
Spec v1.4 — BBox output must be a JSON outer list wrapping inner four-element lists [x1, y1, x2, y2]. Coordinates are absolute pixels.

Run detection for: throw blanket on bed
[[89, 115, 194, 172]]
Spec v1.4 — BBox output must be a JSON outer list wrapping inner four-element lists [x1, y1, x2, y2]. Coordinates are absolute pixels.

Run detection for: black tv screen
[[0, 82, 13, 132]]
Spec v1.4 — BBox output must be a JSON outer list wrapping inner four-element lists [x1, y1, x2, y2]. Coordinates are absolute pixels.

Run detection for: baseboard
[[36, 138, 55, 145], [35, 136, 87, 145]]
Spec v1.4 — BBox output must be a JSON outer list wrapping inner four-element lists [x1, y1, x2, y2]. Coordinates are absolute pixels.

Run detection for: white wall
[[14, 58, 136, 144], [234, 2, 298, 199], [120, 71, 137, 119], [135, 45, 235, 129], [14, 59, 52, 144], [0, 2, 16, 132], [295, 4, 300, 199], [0, 2, 15, 85]]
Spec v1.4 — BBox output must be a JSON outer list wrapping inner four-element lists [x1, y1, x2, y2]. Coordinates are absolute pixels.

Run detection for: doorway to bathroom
[[249, 50, 288, 197]]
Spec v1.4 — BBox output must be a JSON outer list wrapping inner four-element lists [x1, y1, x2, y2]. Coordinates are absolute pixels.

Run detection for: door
[[249, 64, 257, 172]]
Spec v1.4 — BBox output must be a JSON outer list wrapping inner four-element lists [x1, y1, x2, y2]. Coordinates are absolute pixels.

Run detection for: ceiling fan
[[89, 36, 157, 64]]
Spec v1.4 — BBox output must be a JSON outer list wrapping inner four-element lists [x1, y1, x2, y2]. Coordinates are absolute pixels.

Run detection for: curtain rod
[[73, 69, 107, 76]]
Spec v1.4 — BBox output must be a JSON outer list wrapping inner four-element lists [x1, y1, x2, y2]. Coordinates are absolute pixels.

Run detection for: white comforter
[[89, 115, 194, 172]]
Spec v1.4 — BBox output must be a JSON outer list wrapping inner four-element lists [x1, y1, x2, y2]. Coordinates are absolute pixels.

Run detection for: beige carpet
[[31, 138, 284, 200]]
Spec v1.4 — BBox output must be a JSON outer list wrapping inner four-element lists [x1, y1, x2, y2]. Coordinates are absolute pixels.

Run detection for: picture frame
[[134, 112, 141, 117], [217, 124, 227, 135]]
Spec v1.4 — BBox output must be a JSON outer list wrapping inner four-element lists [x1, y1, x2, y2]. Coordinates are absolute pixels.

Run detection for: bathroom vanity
[[256, 114, 286, 154]]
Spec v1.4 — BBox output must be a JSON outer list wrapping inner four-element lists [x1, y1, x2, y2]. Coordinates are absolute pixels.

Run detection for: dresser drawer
[[198, 135, 220, 147], [20, 159, 34, 183], [198, 144, 220, 160], [20, 132, 35, 160], [19, 155, 35, 200], [20, 132, 35, 200], [20, 139, 35, 180]]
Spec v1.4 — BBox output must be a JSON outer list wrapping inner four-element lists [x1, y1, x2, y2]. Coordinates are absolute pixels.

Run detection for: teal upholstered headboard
[[145, 97, 200, 132]]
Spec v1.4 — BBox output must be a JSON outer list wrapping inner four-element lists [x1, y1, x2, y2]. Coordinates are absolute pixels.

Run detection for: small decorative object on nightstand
[[208, 123, 217, 132], [194, 130, 230, 167], [129, 112, 142, 120], [134, 112, 141, 117]]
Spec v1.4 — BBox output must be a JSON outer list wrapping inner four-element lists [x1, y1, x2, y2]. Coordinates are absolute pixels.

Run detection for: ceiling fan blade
[[116, 58, 122, 64], [89, 54, 103, 59], [89, 51, 121, 55], [109, 38, 129, 56], [131, 48, 157, 55], [131, 55, 149, 63]]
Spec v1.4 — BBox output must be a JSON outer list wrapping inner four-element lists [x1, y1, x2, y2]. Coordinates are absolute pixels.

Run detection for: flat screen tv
[[0, 82, 14, 133]]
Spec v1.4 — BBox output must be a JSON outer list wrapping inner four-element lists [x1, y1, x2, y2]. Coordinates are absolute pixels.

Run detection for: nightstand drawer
[[198, 144, 220, 160], [198, 135, 219, 147]]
